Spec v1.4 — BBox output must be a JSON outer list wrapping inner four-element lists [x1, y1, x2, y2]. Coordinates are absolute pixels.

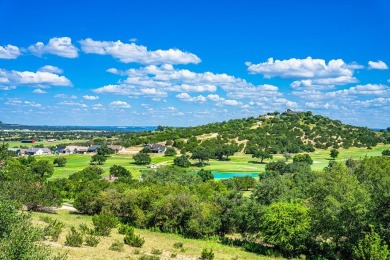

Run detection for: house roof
[[26, 148, 51, 153], [108, 145, 123, 151], [88, 145, 101, 152]]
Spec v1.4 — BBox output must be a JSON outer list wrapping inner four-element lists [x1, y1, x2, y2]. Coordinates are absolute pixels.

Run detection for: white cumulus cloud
[[110, 100, 131, 108], [33, 88, 47, 94], [0, 44, 21, 59], [79, 38, 201, 65], [28, 37, 78, 58], [0, 69, 71, 87], [247, 57, 357, 79], [176, 93, 206, 102], [83, 95, 99, 100], [368, 60, 388, 70], [39, 65, 63, 74]]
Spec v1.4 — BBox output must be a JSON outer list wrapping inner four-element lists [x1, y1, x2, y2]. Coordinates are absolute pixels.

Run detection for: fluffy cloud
[[83, 95, 99, 100], [94, 64, 284, 101], [59, 101, 88, 108], [217, 99, 243, 106], [79, 38, 201, 65], [291, 76, 358, 89], [368, 60, 388, 70], [54, 94, 77, 99], [176, 93, 206, 102], [247, 57, 357, 79], [28, 37, 78, 58], [0, 44, 21, 59], [110, 100, 131, 108], [92, 103, 105, 110], [32, 88, 47, 94], [39, 65, 63, 74], [0, 69, 71, 87]]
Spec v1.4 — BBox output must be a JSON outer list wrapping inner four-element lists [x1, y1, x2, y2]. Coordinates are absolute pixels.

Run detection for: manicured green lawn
[[45, 144, 390, 179]]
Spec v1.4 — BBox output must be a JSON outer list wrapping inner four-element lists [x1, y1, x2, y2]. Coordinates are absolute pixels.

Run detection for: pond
[[212, 172, 259, 179]]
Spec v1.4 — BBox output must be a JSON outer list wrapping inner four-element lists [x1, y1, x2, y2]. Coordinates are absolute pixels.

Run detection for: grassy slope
[[32, 210, 274, 260]]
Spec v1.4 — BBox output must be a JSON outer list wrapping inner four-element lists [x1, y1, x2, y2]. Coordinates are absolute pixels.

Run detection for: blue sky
[[0, 0, 389, 128]]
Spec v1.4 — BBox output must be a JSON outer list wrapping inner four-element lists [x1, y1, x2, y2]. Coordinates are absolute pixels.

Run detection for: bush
[[109, 239, 124, 252], [92, 212, 118, 236], [44, 219, 64, 242], [200, 248, 214, 260], [65, 227, 83, 247], [151, 248, 163, 255], [123, 224, 145, 247], [118, 223, 134, 235], [79, 223, 94, 235], [173, 242, 183, 249], [139, 255, 160, 260], [85, 235, 100, 247], [124, 234, 145, 247]]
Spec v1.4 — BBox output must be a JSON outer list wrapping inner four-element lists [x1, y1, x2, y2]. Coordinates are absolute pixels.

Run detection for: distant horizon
[[0, 1, 389, 127]]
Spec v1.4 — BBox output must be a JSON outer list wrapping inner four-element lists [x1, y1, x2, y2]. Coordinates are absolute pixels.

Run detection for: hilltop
[[120, 111, 390, 153]]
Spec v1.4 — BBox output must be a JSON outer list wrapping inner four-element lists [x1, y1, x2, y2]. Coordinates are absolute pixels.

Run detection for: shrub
[[151, 248, 163, 255], [92, 212, 118, 236], [85, 235, 100, 247], [79, 223, 94, 235], [65, 227, 83, 247], [173, 242, 183, 249], [118, 224, 134, 235], [44, 219, 64, 242], [123, 225, 145, 247], [200, 248, 214, 260], [124, 234, 145, 247], [109, 240, 124, 252], [133, 248, 141, 255], [139, 255, 160, 260], [170, 253, 177, 258]]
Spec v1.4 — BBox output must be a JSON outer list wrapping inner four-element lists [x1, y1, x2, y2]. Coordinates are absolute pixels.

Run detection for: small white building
[[25, 148, 51, 156]]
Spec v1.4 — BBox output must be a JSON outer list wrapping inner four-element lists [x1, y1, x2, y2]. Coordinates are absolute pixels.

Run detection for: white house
[[25, 148, 51, 156]]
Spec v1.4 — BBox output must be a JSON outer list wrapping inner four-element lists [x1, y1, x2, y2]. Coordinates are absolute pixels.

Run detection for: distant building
[[88, 145, 101, 153], [25, 148, 51, 156], [74, 146, 88, 154], [144, 144, 166, 153], [21, 139, 35, 143], [108, 145, 124, 153]]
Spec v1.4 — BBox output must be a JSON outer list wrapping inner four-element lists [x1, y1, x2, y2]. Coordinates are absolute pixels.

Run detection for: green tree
[[382, 149, 390, 156], [133, 152, 151, 165], [30, 160, 54, 180], [197, 169, 214, 182], [164, 147, 177, 156], [173, 154, 191, 167], [109, 165, 131, 179], [293, 154, 313, 165], [252, 150, 273, 163], [308, 163, 371, 257], [353, 227, 389, 260], [191, 146, 213, 166], [0, 195, 66, 259], [260, 201, 311, 256], [53, 157, 67, 167], [90, 154, 107, 165], [330, 148, 339, 159], [96, 144, 113, 156]]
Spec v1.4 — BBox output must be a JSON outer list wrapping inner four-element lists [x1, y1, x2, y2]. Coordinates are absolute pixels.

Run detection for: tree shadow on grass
[[248, 160, 266, 164]]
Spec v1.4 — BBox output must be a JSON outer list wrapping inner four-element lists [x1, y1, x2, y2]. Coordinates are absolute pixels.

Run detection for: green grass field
[[31, 210, 275, 260], [33, 144, 390, 180]]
